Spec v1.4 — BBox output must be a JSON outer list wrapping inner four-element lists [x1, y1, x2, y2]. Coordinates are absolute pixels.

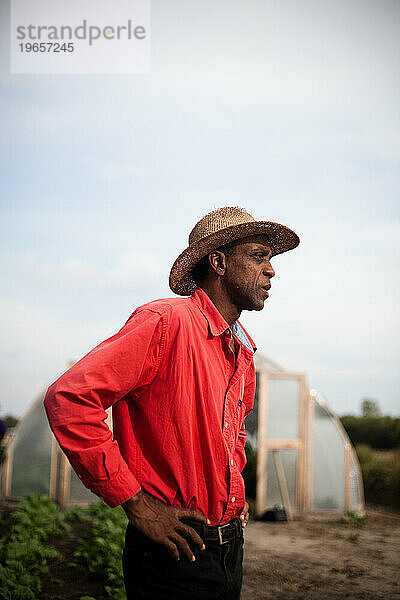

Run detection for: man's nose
[[264, 261, 275, 278]]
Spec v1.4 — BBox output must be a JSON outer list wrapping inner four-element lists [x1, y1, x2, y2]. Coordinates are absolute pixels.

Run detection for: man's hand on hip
[[240, 501, 250, 528], [122, 491, 209, 562]]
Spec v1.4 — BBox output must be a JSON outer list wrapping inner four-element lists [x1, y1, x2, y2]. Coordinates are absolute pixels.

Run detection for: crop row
[[0, 494, 127, 600]]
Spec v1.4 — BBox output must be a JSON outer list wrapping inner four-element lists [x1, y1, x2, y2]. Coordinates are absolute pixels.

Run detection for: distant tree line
[[340, 415, 400, 449], [339, 400, 400, 509], [340, 399, 400, 450]]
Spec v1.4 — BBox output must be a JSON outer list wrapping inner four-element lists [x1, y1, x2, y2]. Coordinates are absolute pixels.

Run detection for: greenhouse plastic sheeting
[[266, 378, 300, 440], [10, 401, 53, 497], [312, 400, 345, 510]]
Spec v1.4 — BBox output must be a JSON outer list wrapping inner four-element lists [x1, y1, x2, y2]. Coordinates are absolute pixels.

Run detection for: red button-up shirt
[[44, 287, 256, 525]]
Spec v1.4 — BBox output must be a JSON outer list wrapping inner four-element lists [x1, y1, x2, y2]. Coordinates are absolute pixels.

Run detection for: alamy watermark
[[11, 0, 151, 74]]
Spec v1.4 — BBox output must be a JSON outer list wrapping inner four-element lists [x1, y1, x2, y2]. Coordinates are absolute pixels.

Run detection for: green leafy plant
[[9, 493, 71, 540], [72, 502, 127, 600], [345, 511, 366, 527], [0, 494, 68, 600], [0, 495, 128, 600]]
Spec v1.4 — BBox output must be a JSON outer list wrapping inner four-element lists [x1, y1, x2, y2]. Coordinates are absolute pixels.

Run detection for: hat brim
[[169, 220, 300, 296]]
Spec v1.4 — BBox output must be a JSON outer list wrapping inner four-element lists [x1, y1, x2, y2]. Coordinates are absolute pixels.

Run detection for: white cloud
[[17, 249, 167, 292]]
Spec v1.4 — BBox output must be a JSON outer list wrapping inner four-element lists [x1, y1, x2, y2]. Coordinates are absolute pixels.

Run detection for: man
[[44, 206, 299, 599]]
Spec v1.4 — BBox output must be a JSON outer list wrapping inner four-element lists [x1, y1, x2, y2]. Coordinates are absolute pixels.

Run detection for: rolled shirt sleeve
[[44, 308, 167, 507]]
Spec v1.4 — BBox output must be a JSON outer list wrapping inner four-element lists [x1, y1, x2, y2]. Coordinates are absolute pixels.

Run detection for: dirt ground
[[3, 502, 396, 599], [242, 509, 400, 600]]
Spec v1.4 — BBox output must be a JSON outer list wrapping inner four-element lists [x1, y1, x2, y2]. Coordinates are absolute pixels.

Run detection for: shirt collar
[[190, 287, 257, 352], [191, 287, 230, 337], [232, 320, 257, 353]]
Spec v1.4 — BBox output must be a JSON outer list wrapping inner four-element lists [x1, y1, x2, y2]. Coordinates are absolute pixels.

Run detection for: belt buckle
[[217, 523, 230, 545]]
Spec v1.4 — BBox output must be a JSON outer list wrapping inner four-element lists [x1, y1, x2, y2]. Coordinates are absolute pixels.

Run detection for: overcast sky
[[1, 0, 399, 418]]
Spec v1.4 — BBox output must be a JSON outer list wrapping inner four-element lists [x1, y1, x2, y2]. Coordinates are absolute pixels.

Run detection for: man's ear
[[208, 250, 227, 276]]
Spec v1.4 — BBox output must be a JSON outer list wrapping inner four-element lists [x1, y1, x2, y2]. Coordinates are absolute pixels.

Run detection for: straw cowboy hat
[[169, 206, 300, 296]]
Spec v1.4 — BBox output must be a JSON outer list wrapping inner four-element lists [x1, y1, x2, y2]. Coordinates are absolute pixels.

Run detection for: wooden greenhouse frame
[[254, 355, 365, 518]]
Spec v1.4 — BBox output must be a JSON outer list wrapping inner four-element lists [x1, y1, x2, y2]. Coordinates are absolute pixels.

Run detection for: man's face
[[222, 234, 275, 312]]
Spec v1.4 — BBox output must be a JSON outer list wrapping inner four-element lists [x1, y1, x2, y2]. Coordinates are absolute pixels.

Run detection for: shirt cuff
[[83, 467, 142, 508]]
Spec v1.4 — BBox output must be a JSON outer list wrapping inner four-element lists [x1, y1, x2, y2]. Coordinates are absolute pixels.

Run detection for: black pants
[[122, 519, 244, 599]]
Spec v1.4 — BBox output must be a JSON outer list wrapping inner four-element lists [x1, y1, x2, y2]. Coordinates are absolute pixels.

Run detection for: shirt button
[[231, 497, 236, 503]]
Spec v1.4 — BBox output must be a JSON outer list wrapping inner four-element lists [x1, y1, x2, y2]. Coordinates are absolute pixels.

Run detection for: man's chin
[[246, 299, 266, 312]]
